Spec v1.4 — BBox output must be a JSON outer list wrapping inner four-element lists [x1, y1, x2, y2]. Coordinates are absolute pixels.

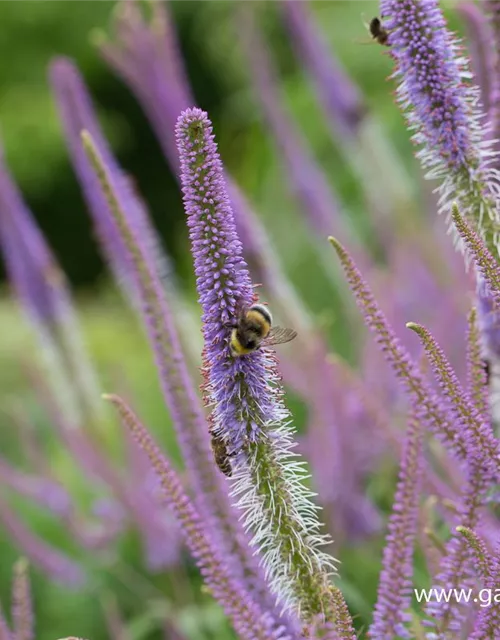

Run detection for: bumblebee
[[229, 304, 297, 357], [368, 16, 390, 46], [210, 430, 232, 477]]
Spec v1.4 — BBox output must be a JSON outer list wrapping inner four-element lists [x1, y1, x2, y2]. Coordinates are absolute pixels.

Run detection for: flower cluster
[[2, 1, 500, 639]]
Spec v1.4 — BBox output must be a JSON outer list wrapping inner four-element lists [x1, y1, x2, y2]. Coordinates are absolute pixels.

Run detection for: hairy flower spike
[[381, 0, 500, 256], [369, 410, 423, 639], [176, 108, 336, 620], [406, 322, 500, 480]]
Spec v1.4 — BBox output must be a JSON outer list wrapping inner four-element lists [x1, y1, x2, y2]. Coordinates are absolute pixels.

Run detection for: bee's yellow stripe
[[246, 310, 271, 336], [230, 331, 253, 355]]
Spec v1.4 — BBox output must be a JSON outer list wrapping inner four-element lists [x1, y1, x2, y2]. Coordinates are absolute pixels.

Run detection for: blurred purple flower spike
[[0, 145, 101, 424], [279, 0, 365, 142], [369, 410, 423, 639], [49, 57, 165, 303], [0, 496, 85, 587], [457, 3, 494, 114], [238, 6, 348, 243], [0, 147, 68, 333]]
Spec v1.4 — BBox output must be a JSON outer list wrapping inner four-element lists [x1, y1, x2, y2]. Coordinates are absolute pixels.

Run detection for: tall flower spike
[[457, 3, 494, 112], [176, 108, 337, 620], [330, 588, 357, 640], [306, 588, 357, 640], [466, 308, 490, 424], [104, 393, 293, 640], [328, 236, 467, 462], [0, 496, 85, 587], [79, 129, 287, 622], [470, 539, 500, 639], [381, 0, 500, 257], [0, 145, 101, 425], [406, 322, 500, 481], [456, 526, 493, 584], [451, 204, 500, 360], [369, 409, 423, 639], [451, 204, 500, 300], [11, 559, 33, 640], [49, 57, 171, 306], [279, 0, 364, 142]]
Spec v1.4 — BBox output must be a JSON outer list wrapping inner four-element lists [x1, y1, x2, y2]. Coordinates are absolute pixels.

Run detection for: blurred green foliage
[[0, 1, 467, 638]]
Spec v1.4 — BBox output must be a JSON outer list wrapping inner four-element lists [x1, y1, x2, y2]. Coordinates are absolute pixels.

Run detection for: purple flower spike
[[381, 0, 500, 256], [239, 7, 347, 242], [0, 496, 85, 587], [176, 108, 337, 620], [451, 202, 500, 370], [0, 457, 71, 517], [0, 148, 68, 332], [369, 410, 423, 639], [11, 559, 33, 640], [451, 204, 500, 300], [466, 308, 490, 424], [0, 145, 100, 424], [306, 589, 357, 640], [49, 57, 165, 302], [458, 3, 494, 113], [279, 0, 365, 142]]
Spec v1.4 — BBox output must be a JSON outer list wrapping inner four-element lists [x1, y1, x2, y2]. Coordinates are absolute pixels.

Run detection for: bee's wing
[[262, 326, 297, 347]]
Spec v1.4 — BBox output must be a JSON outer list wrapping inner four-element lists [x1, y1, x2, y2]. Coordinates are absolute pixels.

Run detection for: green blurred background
[[0, 1, 464, 638]]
